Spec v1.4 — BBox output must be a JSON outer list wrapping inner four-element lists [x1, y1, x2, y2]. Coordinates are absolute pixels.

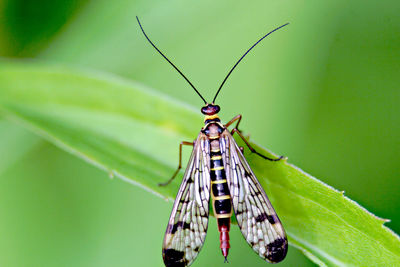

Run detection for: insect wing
[[162, 133, 211, 267], [220, 131, 288, 263]]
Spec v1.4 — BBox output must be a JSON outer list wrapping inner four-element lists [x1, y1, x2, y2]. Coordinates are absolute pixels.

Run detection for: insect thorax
[[202, 116, 224, 138]]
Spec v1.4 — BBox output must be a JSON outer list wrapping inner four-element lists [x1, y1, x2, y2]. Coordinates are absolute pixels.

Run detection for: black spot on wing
[[244, 170, 252, 177], [179, 199, 190, 204], [266, 238, 288, 263], [255, 213, 267, 223], [163, 248, 188, 267], [235, 210, 243, 215], [169, 221, 191, 234], [255, 213, 277, 224]]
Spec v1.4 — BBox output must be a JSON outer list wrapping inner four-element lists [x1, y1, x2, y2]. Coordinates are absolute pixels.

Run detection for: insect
[[137, 17, 289, 267]]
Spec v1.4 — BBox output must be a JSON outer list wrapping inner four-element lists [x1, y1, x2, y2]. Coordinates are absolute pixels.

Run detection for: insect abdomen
[[210, 139, 232, 260]]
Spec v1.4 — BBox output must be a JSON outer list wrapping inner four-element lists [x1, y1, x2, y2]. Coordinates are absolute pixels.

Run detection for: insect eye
[[201, 106, 211, 115]]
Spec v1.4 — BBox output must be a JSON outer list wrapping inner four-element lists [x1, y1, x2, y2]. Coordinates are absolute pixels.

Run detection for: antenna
[[136, 16, 207, 105], [212, 23, 289, 103]]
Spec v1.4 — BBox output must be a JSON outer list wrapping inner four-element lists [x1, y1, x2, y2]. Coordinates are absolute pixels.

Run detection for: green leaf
[[0, 120, 41, 175], [0, 61, 399, 266]]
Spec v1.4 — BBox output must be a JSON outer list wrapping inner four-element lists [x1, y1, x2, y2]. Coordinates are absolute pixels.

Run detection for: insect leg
[[231, 128, 284, 161], [158, 141, 194, 186], [224, 114, 242, 131]]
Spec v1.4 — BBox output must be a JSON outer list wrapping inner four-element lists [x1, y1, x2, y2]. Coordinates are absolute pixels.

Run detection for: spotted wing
[[162, 133, 211, 267], [220, 131, 288, 263]]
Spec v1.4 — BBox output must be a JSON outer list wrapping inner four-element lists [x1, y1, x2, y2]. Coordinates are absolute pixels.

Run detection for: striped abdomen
[[208, 123, 232, 260]]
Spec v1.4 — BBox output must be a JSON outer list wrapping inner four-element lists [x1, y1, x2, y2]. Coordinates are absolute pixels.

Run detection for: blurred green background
[[0, 0, 399, 266]]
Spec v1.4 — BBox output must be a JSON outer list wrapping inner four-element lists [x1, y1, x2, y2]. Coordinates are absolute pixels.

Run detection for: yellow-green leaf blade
[[0, 61, 399, 266]]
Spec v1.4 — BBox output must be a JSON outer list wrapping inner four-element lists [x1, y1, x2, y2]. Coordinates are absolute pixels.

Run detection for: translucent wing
[[162, 133, 211, 267], [220, 131, 288, 263]]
